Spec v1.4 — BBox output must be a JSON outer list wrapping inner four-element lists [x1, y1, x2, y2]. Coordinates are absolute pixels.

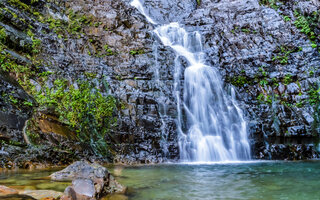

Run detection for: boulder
[[50, 161, 125, 200]]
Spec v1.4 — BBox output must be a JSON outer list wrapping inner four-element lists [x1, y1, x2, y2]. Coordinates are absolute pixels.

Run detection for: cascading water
[[131, 0, 251, 162]]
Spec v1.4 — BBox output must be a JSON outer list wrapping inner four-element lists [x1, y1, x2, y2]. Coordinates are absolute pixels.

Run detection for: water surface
[[110, 161, 320, 200], [0, 167, 68, 192], [1, 161, 320, 200]]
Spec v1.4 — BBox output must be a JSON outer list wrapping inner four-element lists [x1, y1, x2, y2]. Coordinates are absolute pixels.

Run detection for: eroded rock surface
[[51, 161, 125, 199]]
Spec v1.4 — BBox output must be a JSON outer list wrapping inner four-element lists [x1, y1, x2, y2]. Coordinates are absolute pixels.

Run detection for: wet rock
[[302, 111, 314, 126], [294, 1, 319, 15], [18, 190, 63, 200], [0, 71, 34, 143], [286, 83, 299, 94], [0, 185, 19, 195], [0, 194, 37, 200], [71, 179, 95, 197], [143, 0, 197, 23], [51, 161, 125, 200], [287, 126, 305, 137], [268, 144, 318, 160], [101, 194, 128, 200]]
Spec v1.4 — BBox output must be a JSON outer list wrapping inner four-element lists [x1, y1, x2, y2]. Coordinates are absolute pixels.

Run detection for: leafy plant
[[35, 79, 117, 156], [260, 0, 279, 10], [294, 13, 312, 36]]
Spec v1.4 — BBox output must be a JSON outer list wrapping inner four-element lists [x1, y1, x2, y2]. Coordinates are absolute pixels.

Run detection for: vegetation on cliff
[[0, 0, 117, 160]]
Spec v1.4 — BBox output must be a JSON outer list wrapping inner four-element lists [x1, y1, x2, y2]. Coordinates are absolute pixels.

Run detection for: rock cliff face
[[0, 0, 179, 166], [177, 0, 320, 159], [0, 0, 319, 167]]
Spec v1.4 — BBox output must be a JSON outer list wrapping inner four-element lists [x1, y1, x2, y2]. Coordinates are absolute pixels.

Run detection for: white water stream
[[131, 0, 251, 162]]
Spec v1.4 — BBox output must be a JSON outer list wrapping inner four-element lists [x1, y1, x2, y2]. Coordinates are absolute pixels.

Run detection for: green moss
[[94, 22, 102, 27], [0, 27, 6, 42], [308, 85, 320, 106], [67, 9, 92, 35], [103, 45, 114, 56], [294, 10, 320, 43], [241, 28, 250, 33], [23, 101, 33, 106], [257, 93, 272, 104], [260, 0, 279, 10], [84, 72, 97, 79], [26, 29, 41, 54], [309, 70, 315, 76], [296, 101, 304, 108], [231, 76, 248, 87], [294, 12, 313, 36], [283, 74, 292, 85], [8, 0, 30, 12], [2, 7, 18, 18], [283, 15, 291, 22], [45, 10, 92, 38], [129, 49, 145, 55], [31, 0, 39, 4], [9, 95, 18, 104], [307, 83, 320, 134], [271, 77, 279, 87], [272, 46, 294, 65], [0, 44, 32, 75]]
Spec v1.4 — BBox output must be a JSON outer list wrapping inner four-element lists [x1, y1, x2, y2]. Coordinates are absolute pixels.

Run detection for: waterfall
[[131, 0, 251, 162]]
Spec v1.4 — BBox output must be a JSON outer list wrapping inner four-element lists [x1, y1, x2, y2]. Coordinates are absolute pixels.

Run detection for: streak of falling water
[[153, 40, 169, 158], [131, 1, 251, 162], [130, 0, 157, 24]]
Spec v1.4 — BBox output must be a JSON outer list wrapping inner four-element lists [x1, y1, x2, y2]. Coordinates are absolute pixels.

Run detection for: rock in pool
[[50, 160, 125, 200]]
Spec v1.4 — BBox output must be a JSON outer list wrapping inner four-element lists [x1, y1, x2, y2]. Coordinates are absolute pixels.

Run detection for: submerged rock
[[51, 161, 125, 200], [0, 185, 19, 195], [0, 185, 61, 200], [19, 190, 63, 199]]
